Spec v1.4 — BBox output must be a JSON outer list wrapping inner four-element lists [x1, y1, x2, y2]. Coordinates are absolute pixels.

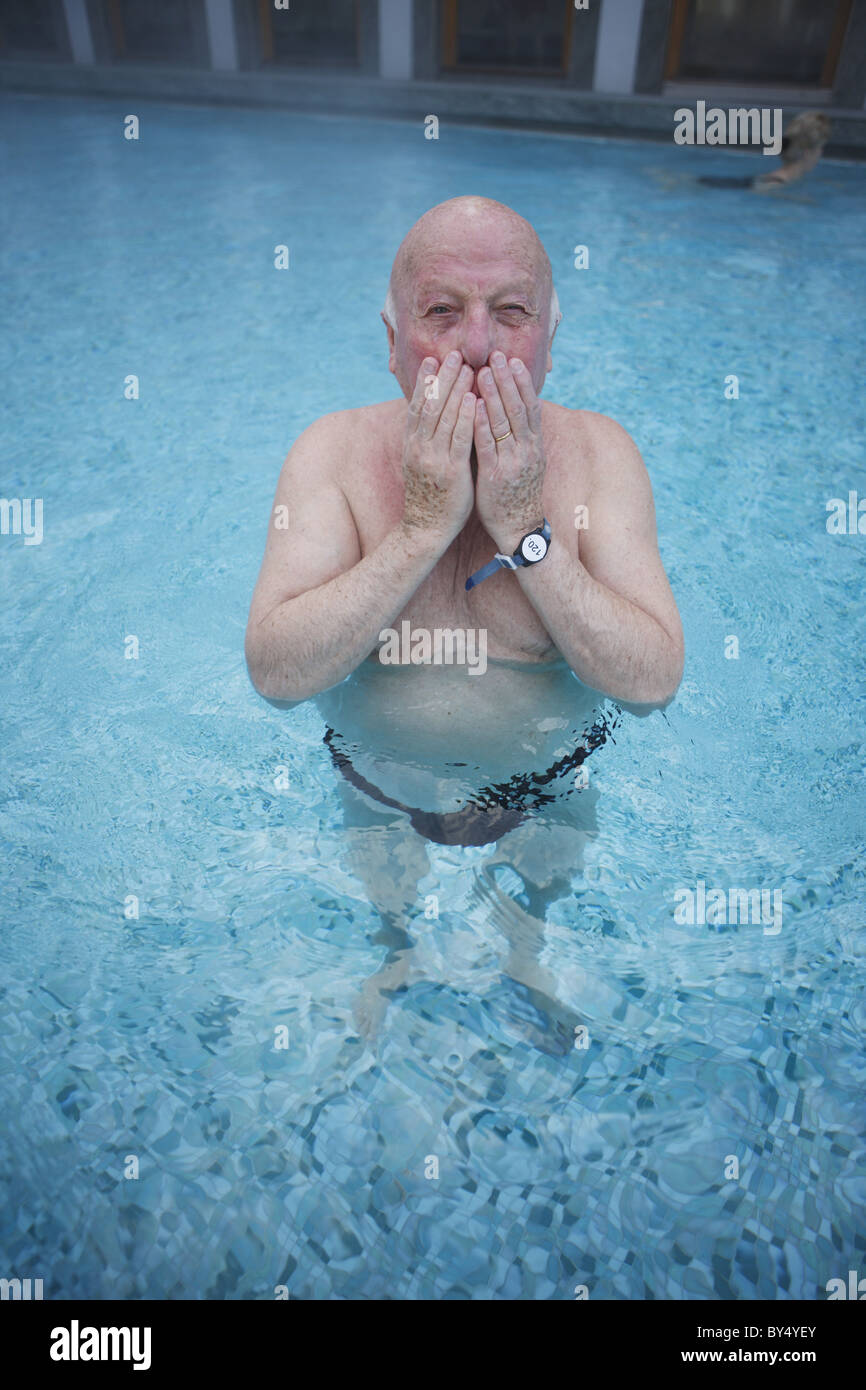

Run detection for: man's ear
[[547, 318, 560, 374], [381, 312, 397, 375]]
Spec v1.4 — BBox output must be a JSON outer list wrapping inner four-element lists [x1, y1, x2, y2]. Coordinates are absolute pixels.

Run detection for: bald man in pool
[[245, 196, 683, 1045]]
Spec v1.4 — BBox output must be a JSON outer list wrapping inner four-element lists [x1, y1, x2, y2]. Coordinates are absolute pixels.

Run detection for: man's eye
[[429, 305, 453, 315], [501, 305, 527, 313]]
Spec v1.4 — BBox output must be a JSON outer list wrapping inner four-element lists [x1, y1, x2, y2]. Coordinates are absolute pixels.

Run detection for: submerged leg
[[474, 791, 600, 1052], [330, 726, 603, 1053], [333, 776, 429, 1042]]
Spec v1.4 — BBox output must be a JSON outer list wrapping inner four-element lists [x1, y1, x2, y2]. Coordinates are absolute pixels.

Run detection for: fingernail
[[510, 358, 523, 372], [446, 350, 461, 366], [491, 351, 506, 367]]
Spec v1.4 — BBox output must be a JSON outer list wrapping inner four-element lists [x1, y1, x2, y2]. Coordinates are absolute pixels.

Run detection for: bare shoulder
[[278, 400, 401, 481], [287, 400, 394, 452], [541, 402, 648, 492], [542, 401, 642, 455]]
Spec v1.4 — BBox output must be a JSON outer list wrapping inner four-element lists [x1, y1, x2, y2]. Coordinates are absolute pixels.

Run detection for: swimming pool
[[1, 93, 864, 1300]]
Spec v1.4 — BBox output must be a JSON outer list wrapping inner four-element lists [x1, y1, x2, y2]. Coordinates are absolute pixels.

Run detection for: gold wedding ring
[[493, 429, 512, 443]]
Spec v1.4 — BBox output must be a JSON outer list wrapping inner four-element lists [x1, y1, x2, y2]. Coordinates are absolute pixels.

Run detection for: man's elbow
[[244, 634, 309, 707], [650, 636, 683, 711], [617, 636, 684, 714], [622, 689, 677, 717], [618, 689, 675, 717], [247, 671, 310, 710]]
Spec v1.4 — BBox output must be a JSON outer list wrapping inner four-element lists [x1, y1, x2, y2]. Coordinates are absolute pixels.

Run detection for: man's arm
[[245, 358, 476, 703], [472, 356, 683, 707], [244, 414, 437, 703], [517, 414, 682, 706]]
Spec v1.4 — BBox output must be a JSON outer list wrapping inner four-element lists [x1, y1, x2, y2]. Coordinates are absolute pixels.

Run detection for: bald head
[[383, 196, 560, 339]]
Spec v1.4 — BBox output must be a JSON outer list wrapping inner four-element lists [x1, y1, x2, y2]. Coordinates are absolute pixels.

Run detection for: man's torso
[[310, 397, 607, 804], [333, 397, 596, 665]]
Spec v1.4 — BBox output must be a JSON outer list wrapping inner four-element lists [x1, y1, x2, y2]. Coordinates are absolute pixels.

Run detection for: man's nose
[[458, 311, 494, 376]]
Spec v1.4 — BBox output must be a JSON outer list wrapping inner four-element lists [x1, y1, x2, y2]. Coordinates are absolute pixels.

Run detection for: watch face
[[521, 532, 548, 563]]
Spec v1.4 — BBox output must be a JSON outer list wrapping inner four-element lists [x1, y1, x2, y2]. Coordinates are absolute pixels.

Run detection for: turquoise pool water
[[1, 94, 864, 1300]]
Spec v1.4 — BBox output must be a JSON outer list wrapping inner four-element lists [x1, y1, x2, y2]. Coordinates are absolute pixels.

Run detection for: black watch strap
[[465, 519, 551, 591]]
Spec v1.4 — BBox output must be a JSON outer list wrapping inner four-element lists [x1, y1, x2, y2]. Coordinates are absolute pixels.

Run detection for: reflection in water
[[315, 658, 621, 1052]]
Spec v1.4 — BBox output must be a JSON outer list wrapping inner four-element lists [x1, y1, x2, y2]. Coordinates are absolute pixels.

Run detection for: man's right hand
[[400, 353, 476, 543], [246, 354, 477, 703]]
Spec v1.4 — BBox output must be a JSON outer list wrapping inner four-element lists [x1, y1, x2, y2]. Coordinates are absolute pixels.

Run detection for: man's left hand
[[473, 351, 546, 552]]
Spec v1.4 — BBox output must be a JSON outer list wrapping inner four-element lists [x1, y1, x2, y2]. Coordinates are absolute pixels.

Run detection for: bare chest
[[343, 401, 580, 663]]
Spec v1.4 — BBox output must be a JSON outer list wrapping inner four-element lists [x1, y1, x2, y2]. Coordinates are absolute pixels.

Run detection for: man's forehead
[[409, 254, 543, 301]]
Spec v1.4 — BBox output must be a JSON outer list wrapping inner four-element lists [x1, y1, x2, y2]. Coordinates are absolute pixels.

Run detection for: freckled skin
[[245, 196, 685, 1043], [246, 194, 684, 709], [384, 198, 558, 550], [386, 197, 553, 399]]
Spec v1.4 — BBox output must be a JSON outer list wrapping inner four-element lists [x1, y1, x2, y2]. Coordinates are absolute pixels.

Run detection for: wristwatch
[[465, 519, 551, 591]]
